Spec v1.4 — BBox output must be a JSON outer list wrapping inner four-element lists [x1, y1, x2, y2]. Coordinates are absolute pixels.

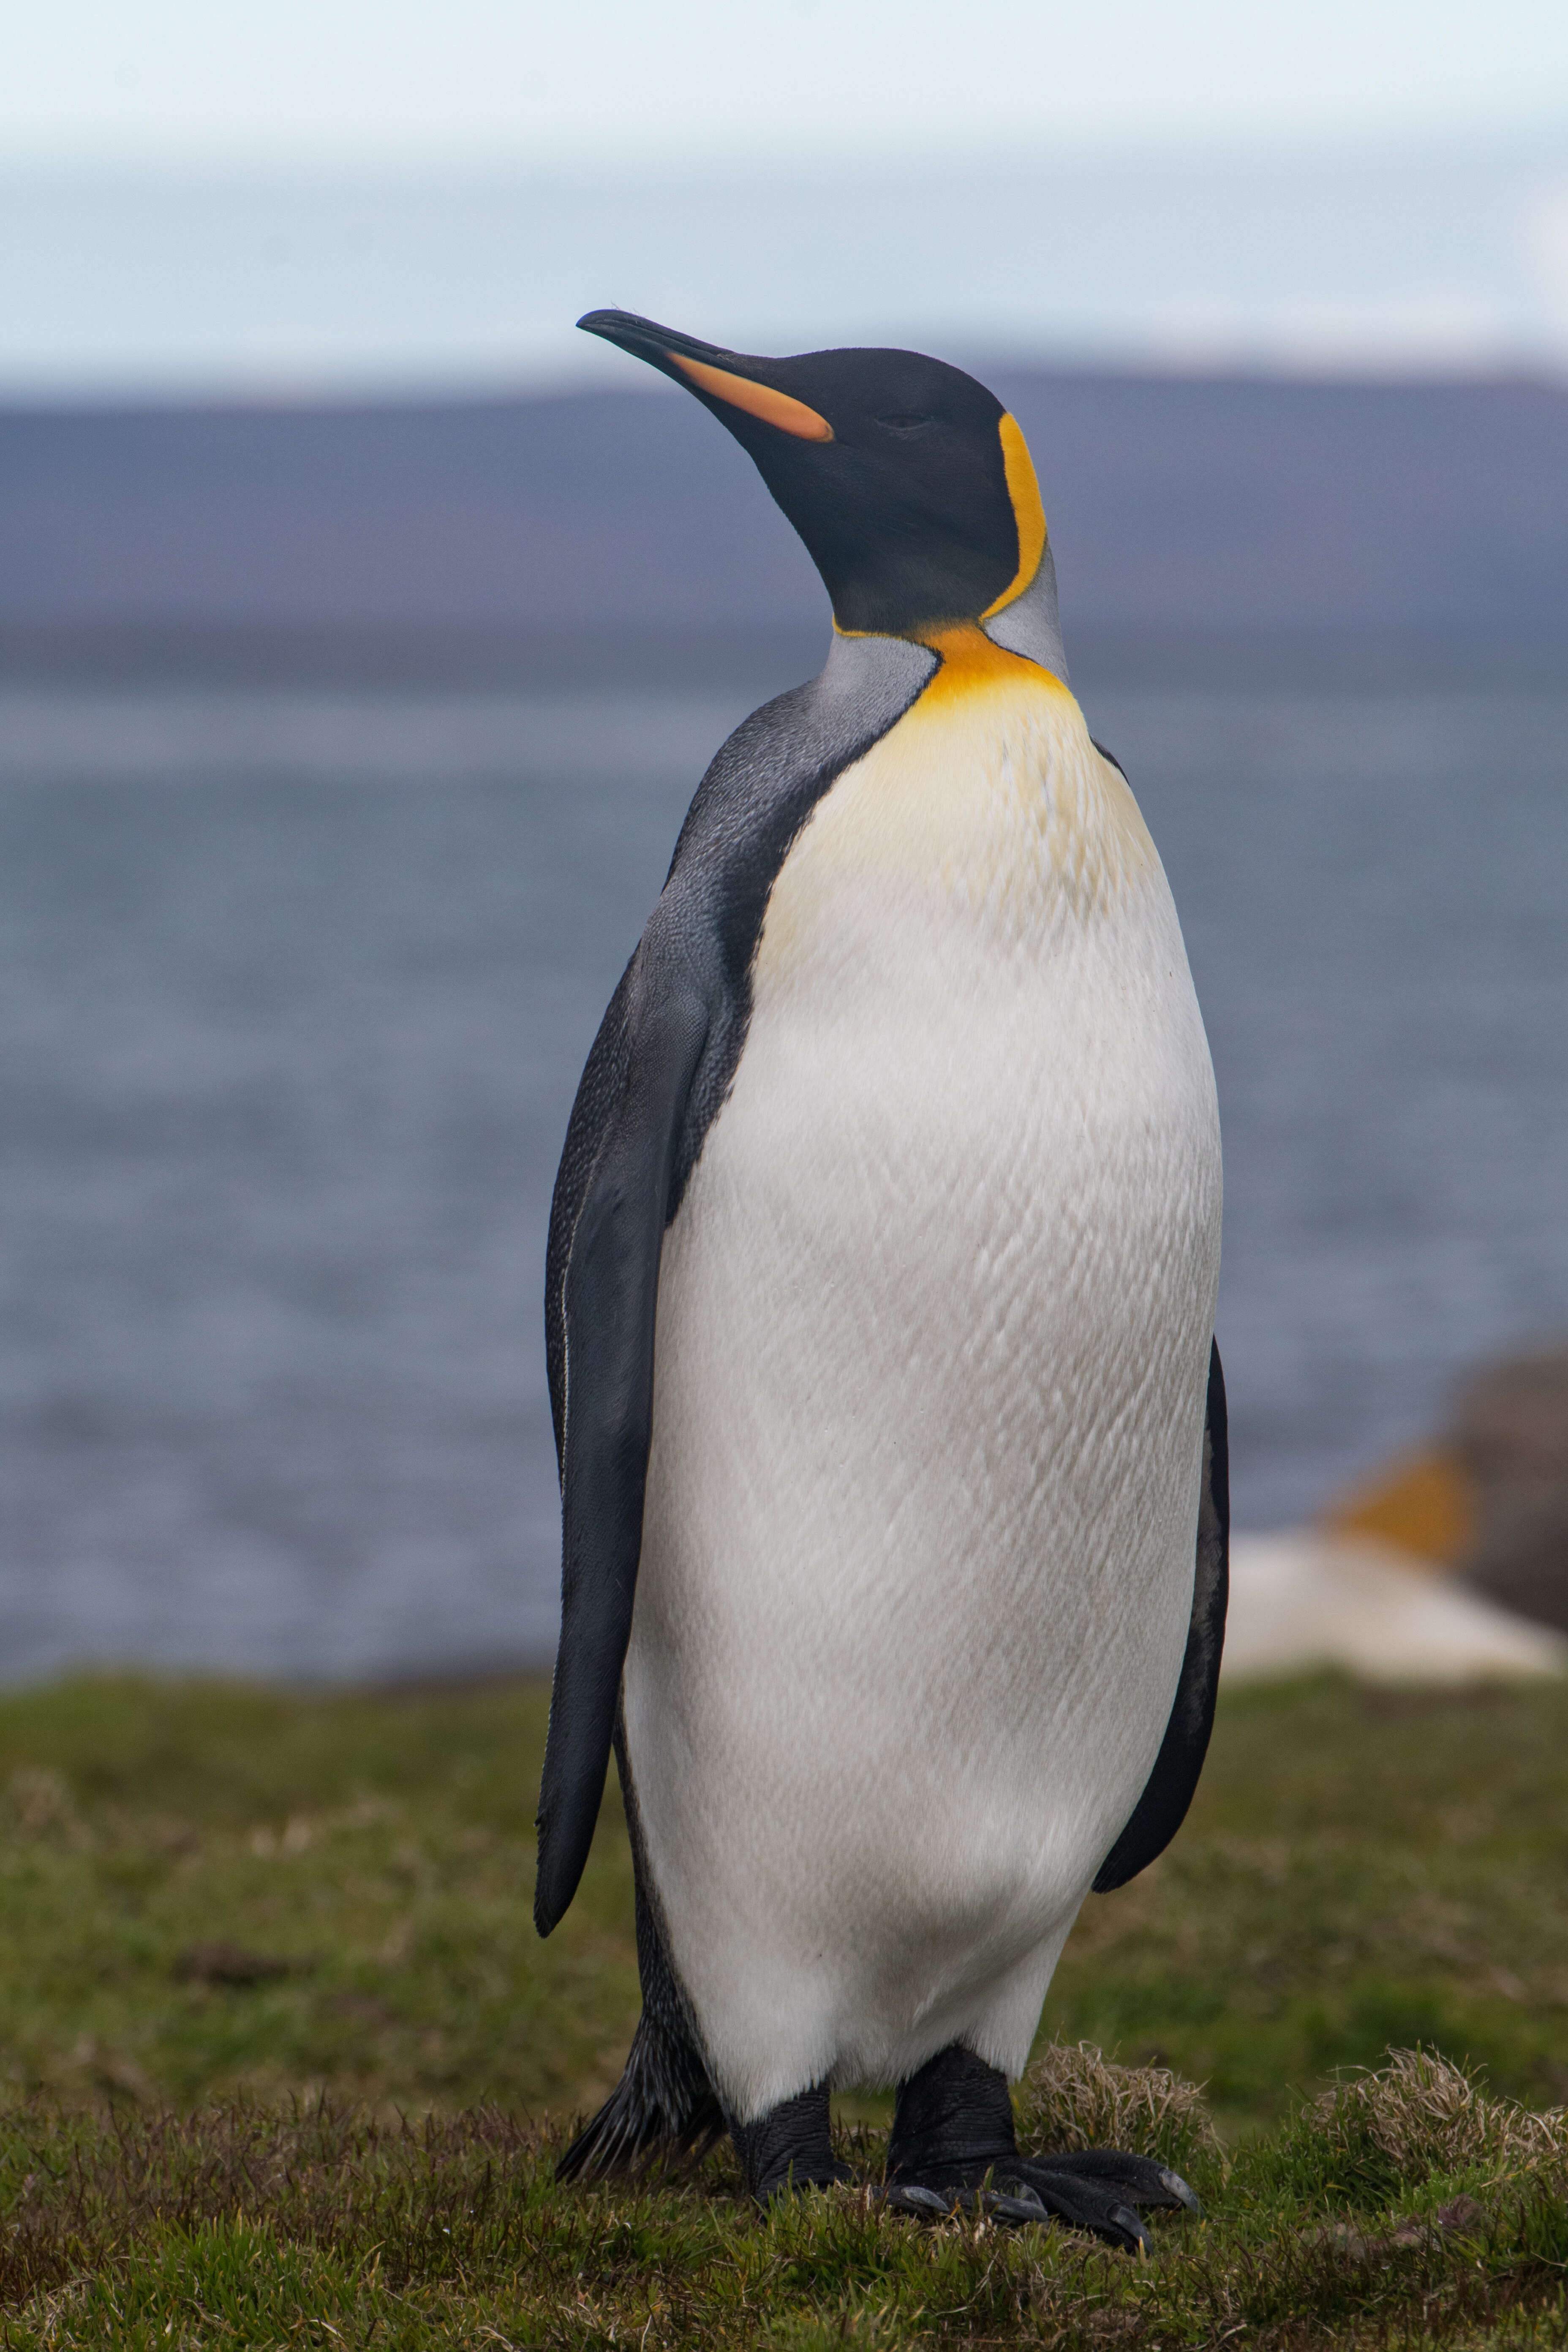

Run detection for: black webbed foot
[[730, 2083, 852, 2205], [879, 2171, 1146, 2251], [992, 2159, 1150, 2253], [881, 2043, 1198, 2254], [1022, 2145, 1200, 2213]]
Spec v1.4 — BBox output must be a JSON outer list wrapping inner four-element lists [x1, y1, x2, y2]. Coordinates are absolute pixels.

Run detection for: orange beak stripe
[[667, 352, 834, 442]]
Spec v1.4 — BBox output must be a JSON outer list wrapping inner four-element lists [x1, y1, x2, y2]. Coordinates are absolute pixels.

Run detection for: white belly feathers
[[622, 652, 1223, 2121]]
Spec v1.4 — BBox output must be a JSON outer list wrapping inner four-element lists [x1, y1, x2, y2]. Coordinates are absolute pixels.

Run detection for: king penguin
[[537, 313, 1228, 2249]]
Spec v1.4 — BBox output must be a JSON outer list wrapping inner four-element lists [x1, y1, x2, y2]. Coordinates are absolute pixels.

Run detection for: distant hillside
[[3, 370, 1565, 679]]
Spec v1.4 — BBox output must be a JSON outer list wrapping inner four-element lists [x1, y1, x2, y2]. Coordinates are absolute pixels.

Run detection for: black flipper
[[1093, 1337, 1229, 1893], [533, 936, 709, 1937]]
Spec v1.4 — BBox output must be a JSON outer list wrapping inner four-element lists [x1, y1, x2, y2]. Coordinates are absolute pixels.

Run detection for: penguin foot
[[882, 2044, 1198, 2253], [878, 2170, 1148, 2250], [1016, 2146, 1201, 2216], [730, 2082, 853, 2206]]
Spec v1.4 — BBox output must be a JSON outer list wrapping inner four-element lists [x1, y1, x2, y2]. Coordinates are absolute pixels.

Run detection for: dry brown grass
[[1307, 2045, 1568, 2180], [1013, 2039, 1219, 2172]]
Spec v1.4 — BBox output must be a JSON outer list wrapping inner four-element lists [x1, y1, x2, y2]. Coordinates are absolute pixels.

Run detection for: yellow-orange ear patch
[[981, 414, 1048, 618], [667, 353, 834, 442]]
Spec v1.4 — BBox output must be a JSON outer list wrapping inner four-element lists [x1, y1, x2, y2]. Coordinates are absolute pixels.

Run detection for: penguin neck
[[976, 541, 1070, 687], [826, 540, 1070, 697], [906, 622, 1072, 714]]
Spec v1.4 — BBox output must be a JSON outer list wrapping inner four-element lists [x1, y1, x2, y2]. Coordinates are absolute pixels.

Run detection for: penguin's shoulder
[[662, 630, 939, 900], [649, 631, 937, 1210]]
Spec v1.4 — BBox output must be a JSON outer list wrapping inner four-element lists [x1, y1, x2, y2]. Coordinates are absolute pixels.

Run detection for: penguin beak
[[577, 310, 834, 444]]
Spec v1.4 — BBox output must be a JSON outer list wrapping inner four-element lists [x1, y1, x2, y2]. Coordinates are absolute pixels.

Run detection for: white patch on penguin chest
[[623, 662, 1222, 2121]]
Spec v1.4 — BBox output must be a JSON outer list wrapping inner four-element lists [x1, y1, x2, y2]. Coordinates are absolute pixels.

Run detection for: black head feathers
[[578, 310, 1045, 640]]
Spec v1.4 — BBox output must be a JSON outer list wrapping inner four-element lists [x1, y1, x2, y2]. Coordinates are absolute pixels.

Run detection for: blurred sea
[[4, 662, 1568, 1683]]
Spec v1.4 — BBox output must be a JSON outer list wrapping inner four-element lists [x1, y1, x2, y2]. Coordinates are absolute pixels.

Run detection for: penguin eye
[[876, 412, 935, 436]]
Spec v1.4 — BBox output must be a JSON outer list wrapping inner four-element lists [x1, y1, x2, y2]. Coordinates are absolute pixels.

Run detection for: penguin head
[[578, 310, 1046, 642]]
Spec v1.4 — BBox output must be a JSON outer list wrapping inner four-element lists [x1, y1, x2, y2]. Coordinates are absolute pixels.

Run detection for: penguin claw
[[877, 2183, 958, 2220], [979, 2186, 1052, 2227], [1162, 2169, 1200, 2213]]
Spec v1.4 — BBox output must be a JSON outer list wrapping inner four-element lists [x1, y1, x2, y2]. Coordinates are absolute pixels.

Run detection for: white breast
[[623, 666, 1222, 2121]]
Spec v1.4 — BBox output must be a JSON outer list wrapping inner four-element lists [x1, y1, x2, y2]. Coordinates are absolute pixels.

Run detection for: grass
[[5, 1671, 1568, 2342]]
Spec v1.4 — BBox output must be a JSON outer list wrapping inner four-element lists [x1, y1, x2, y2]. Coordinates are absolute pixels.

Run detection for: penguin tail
[[556, 2008, 727, 2183]]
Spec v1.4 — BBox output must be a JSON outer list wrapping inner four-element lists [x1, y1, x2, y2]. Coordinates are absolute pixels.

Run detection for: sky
[[3, 0, 1567, 395], [6, 0, 1568, 169]]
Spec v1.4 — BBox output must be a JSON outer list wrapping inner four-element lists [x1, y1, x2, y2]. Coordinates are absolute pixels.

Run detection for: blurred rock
[[1224, 1533, 1568, 1684], [1320, 1446, 1475, 1567], [1453, 1342, 1568, 1632]]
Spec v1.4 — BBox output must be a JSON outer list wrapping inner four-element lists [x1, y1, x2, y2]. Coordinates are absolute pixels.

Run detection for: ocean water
[[3, 668, 1567, 1683]]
